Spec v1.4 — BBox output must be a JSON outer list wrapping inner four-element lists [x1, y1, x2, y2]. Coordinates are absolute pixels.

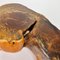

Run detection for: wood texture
[[0, 3, 60, 60]]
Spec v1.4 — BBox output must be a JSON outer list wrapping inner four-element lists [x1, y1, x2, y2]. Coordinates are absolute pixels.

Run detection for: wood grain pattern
[[0, 3, 60, 60]]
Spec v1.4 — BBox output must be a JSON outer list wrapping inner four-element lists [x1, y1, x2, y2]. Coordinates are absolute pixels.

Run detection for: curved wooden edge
[[24, 36, 50, 60]]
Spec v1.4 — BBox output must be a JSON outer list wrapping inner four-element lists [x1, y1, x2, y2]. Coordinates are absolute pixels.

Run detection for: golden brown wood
[[0, 3, 60, 60]]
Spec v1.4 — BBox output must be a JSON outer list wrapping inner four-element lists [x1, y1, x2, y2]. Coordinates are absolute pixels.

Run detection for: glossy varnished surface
[[0, 3, 60, 60]]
